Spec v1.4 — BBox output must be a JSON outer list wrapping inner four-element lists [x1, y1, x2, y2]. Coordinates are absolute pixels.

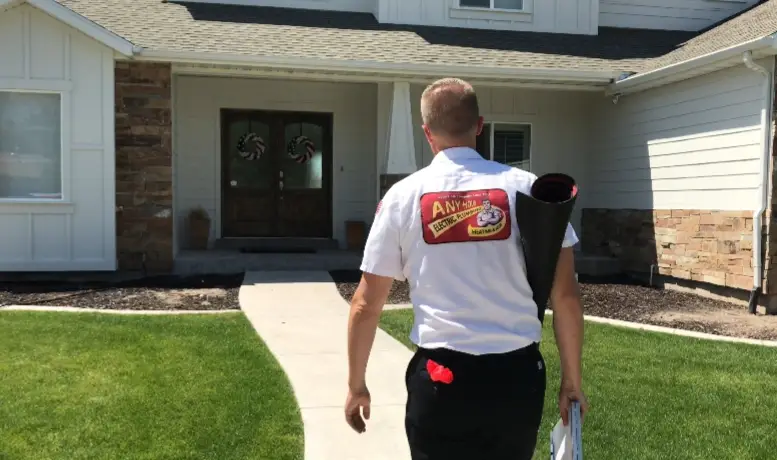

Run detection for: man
[[476, 199, 503, 228], [345, 78, 588, 460]]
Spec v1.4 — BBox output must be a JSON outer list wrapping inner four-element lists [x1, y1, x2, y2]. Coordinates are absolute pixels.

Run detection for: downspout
[[742, 51, 773, 314]]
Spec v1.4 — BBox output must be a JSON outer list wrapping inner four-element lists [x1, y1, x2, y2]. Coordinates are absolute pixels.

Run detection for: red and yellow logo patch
[[420, 189, 511, 244]]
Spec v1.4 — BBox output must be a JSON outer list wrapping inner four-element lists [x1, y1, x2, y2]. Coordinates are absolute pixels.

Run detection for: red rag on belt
[[426, 359, 454, 384]]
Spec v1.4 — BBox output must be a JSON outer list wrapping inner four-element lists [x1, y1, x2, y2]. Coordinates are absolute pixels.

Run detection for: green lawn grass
[[380, 309, 777, 460], [0, 312, 303, 460]]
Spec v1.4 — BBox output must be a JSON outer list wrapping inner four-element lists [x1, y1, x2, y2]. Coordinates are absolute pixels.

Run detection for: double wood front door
[[221, 109, 332, 238]]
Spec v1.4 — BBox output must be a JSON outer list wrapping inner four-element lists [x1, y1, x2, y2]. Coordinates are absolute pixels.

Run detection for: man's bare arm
[[550, 247, 583, 388], [347, 272, 395, 390]]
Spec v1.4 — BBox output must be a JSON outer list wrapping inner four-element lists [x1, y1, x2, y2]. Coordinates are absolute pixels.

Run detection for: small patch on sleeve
[[375, 200, 383, 215], [419, 189, 511, 244]]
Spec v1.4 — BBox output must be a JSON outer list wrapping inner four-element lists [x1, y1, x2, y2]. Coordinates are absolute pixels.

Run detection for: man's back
[[362, 146, 578, 355], [347, 78, 587, 460]]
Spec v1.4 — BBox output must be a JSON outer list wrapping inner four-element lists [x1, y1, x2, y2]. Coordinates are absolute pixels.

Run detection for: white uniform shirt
[[361, 147, 578, 355]]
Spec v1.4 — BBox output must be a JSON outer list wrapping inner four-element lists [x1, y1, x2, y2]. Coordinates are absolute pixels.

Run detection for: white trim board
[[0, 0, 135, 55], [141, 49, 621, 85], [170, 64, 607, 92]]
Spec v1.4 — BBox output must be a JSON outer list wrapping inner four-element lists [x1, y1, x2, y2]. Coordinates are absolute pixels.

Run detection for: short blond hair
[[420, 78, 480, 138]]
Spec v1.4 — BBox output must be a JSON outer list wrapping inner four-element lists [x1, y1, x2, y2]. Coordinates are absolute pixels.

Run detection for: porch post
[[380, 81, 417, 197], [115, 61, 174, 272]]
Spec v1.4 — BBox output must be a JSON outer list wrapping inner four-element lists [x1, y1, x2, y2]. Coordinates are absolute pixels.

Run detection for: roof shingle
[[640, 0, 777, 73], [56, 0, 694, 74]]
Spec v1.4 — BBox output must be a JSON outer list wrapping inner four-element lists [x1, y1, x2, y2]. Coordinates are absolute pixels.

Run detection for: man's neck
[[433, 143, 476, 155]]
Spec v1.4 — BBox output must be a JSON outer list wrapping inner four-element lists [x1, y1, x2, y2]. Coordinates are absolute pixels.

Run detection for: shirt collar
[[431, 147, 482, 164]]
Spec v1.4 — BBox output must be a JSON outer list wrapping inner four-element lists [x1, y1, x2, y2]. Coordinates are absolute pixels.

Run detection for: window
[[0, 91, 62, 200], [475, 123, 531, 170], [460, 0, 524, 10]]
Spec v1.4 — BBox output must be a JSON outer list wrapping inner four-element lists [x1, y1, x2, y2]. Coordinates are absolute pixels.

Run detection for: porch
[[169, 67, 601, 260], [173, 249, 618, 276]]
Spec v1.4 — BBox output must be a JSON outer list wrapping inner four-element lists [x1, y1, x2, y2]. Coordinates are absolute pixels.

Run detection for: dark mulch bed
[[330, 269, 411, 305], [330, 270, 777, 341], [0, 273, 244, 311]]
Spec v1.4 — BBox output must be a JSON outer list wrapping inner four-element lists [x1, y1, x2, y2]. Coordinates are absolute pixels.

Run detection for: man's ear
[[422, 124, 432, 140], [475, 116, 484, 136], [422, 124, 436, 149]]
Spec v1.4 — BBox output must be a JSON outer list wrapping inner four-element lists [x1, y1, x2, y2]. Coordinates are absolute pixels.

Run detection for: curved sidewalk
[[239, 271, 412, 460]]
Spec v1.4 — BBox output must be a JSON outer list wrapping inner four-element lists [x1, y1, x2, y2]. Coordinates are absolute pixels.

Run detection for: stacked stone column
[[114, 62, 173, 272]]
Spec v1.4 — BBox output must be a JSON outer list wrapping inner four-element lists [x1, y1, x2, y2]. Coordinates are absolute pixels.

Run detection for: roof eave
[[608, 34, 777, 95], [134, 48, 621, 85], [0, 0, 136, 56]]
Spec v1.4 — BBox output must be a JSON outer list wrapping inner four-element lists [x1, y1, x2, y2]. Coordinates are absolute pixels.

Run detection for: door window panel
[[228, 118, 272, 189], [282, 122, 324, 190]]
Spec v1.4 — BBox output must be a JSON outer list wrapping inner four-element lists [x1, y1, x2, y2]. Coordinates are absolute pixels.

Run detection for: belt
[[417, 341, 539, 364]]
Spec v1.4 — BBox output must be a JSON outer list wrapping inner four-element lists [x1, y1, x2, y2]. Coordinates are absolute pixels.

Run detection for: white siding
[[599, 0, 758, 31], [0, 4, 115, 271], [405, 84, 595, 232], [182, 0, 377, 13], [378, 0, 598, 34], [174, 76, 377, 249], [589, 60, 768, 210]]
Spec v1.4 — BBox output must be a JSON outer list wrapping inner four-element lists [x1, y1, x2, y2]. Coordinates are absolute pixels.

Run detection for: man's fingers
[[363, 404, 371, 420], [345, 403, 369, 433], [346, 410, 365, 433], [559, 398, 569, 426]]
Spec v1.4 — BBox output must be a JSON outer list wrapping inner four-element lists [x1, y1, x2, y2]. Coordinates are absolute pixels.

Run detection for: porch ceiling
[[57, 0, 692, 76]]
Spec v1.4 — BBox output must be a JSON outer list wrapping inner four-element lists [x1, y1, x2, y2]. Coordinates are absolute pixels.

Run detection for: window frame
[[458, 0, 527, 13], [0, 88, 67, 203], [479, 121, 532, 172]]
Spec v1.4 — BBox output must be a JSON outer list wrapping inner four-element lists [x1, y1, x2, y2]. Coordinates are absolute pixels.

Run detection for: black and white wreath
[[236, 132, 266, 160], [287, 135, 316, 164]]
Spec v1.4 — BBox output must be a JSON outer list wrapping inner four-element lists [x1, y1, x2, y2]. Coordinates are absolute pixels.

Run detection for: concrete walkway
[[239, 271, 412, 460]]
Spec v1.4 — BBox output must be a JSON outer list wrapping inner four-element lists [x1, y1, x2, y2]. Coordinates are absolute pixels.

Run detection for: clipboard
[[549, 401, 583, 460]]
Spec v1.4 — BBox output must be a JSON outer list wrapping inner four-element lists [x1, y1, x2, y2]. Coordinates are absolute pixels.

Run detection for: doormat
[[239, 248, 317, 254]]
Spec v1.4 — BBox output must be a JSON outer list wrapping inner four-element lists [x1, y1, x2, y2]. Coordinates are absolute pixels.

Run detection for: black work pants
[[404, 343, 546, 460]]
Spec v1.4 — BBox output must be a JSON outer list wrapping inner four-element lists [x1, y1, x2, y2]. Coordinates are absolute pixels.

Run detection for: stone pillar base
[[765, 295, 777, 315]]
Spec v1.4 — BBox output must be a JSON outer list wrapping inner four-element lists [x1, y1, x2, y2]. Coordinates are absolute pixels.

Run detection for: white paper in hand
[[550, 401, 583, 460]]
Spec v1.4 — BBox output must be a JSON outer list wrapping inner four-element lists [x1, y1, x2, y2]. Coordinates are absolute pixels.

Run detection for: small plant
[[188, 207, 209, 221]]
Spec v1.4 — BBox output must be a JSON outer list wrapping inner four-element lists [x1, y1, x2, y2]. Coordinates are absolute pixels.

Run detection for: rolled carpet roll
[[515, 173, 579, 322]]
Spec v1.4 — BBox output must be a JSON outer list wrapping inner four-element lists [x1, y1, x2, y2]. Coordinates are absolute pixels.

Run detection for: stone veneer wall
[[115, 62, 173, 272], [380, 174, 408, 198], [581, 209, 758, 291]]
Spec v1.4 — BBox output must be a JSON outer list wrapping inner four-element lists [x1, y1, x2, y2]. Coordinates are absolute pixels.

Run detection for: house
[[0, 0, 776, 311]]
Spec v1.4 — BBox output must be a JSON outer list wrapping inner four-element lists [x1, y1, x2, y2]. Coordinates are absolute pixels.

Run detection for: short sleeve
[[360, 189, 405, 281], [562, 222, 579, 248]]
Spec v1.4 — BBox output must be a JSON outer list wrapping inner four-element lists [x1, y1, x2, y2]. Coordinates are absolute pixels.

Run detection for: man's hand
[[345, 385, 371, 433], [346, 272, 394, 432], [559, 381, 589, 426]]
